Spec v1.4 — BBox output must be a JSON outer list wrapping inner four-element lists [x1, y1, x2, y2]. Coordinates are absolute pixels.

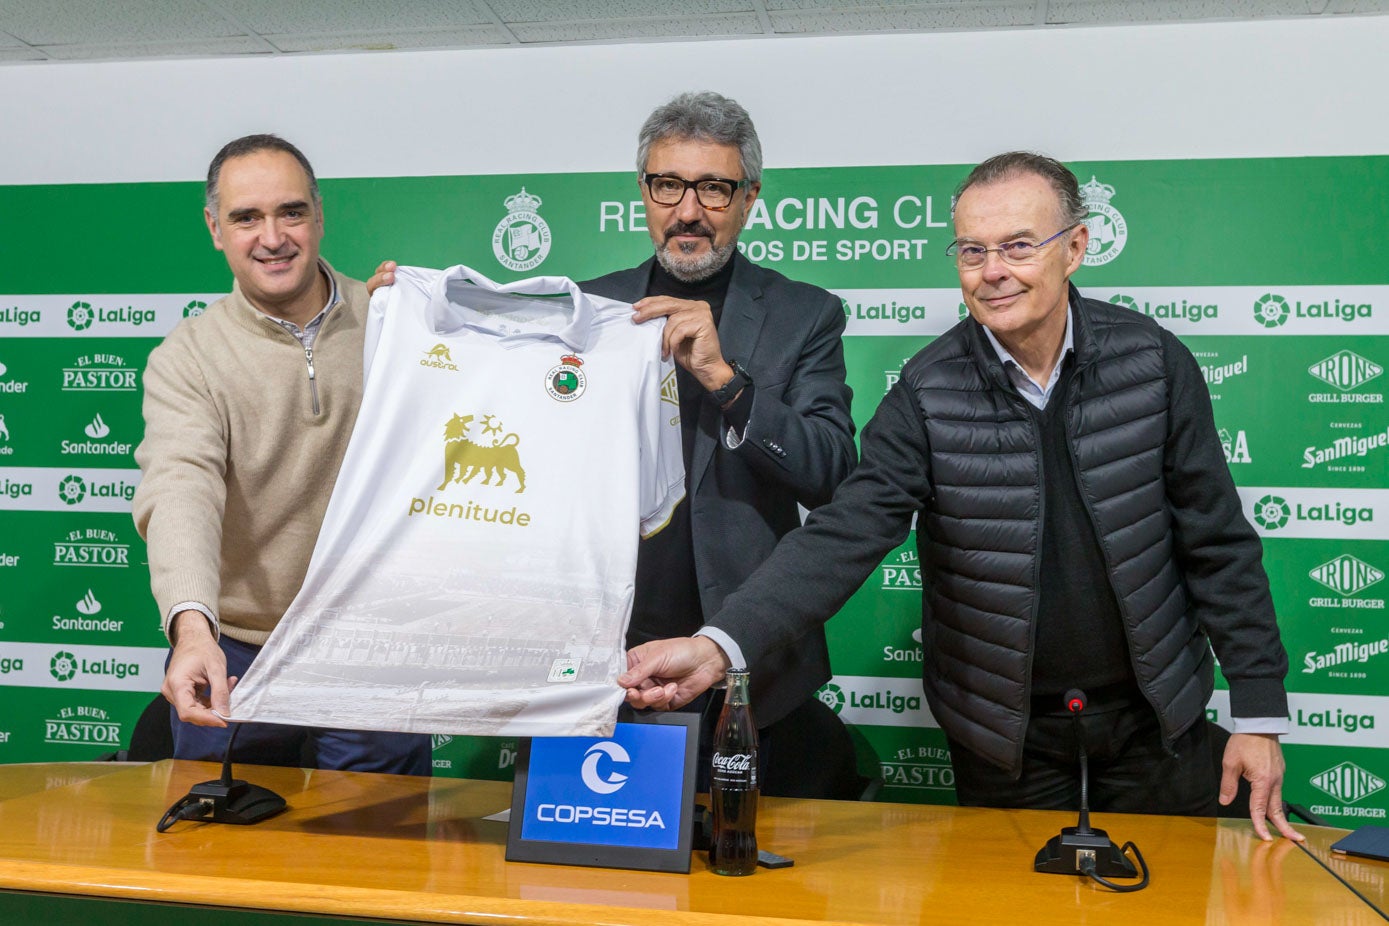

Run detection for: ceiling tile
[[211, 0, 492, 34], [268, 26, 514, 53], [38, 36, 271, 60], [771, 3, 1034, 32], [0, 44, 43, 60], [1049, 0, 1325, 24], [0, 0, 243, 44], [491, 1, 754, 22], [510, 13, 763, 42]]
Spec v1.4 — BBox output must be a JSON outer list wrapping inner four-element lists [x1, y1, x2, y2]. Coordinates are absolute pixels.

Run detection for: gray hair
[[636, 92, 763, 184], [955, 151, 1087, 226], [205, 133, 320, 216]]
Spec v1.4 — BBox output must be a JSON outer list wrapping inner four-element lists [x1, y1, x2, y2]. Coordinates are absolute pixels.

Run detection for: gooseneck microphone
[[157, 722, 287, 832], [1033, 689, 1149, 891]]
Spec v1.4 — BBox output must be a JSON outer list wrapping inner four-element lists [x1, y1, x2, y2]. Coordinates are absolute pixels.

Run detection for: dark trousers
[[170, 635, 433, 776], [949, 691, 1218, 816]]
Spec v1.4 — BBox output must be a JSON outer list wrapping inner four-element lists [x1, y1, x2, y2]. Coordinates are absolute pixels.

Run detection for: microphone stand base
[[188, 778, 287, 825], [1034, 826, 1137, 878]]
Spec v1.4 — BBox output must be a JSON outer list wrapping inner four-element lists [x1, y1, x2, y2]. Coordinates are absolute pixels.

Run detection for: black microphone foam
[[1063, 688, 1087, 714]]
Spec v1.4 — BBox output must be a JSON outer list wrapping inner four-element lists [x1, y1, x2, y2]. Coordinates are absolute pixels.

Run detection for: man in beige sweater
[[133, 134, 430, 774]]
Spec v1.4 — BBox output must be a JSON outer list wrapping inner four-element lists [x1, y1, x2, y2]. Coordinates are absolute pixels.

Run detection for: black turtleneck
[[629, 256, 754, 645]]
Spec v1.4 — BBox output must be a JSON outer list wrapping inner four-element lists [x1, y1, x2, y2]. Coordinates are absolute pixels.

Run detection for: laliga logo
[[581, 741, 631, 795]]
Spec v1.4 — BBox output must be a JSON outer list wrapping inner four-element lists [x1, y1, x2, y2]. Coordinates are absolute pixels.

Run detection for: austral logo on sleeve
[[1079, 176, 1127, 267], [420, 343, 459, 371]]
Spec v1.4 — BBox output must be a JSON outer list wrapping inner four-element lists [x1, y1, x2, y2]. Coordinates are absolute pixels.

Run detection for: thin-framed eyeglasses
[[642, 173, 749, 212], [945, 224, 1080, 269]]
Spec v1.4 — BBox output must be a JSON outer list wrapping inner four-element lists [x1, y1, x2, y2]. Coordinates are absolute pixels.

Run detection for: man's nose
[[979, 249, 1012, 281], [260, 217, 287, 249], [674, 187, 705, 223]]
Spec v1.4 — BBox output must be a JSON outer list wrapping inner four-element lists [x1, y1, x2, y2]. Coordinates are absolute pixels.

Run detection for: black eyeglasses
[[642, 173, 749, 211], [946, 224, 1079, 269]]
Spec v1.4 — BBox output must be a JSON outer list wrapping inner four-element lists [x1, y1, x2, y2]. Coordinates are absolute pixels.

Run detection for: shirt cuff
[[719, 383, 755, 449], [1229, 716, 1289, 735], [694, 626, 745, 675], [166, 601, 219, 644]]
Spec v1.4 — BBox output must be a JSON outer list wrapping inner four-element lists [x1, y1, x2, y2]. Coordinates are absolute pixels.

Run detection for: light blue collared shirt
[[981, 305, 1074, 410]]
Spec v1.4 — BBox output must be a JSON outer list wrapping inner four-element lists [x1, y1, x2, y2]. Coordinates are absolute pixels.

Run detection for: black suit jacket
[[582, 253, 857, 724]]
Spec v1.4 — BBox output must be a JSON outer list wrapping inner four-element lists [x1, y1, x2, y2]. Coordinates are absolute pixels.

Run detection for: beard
[[654, 220, 737, 282]]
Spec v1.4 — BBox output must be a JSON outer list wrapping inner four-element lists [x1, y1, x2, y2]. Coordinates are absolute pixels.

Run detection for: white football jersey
[[228, 264, 685, 737]]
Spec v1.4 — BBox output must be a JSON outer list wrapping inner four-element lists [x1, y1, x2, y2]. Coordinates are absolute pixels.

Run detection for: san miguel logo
[[1080, 176, 1127, 266], [438, 413, 526, 493], [545, 354, 587, 403], [420, 343, 459, 371], [492, 187, 552, 273]]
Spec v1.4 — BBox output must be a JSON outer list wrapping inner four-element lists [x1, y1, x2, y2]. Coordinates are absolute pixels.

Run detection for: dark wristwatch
[[709, 358, 753, 407]]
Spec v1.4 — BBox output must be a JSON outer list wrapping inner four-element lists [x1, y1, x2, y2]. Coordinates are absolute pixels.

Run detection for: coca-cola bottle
[[710, 668, 758, 876]]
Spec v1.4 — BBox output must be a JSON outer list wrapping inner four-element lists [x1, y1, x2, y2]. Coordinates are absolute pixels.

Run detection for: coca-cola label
[[712, 751, 756, 788]]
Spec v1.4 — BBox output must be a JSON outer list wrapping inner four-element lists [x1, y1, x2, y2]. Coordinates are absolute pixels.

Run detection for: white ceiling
[[0, 0, 1386, 64]]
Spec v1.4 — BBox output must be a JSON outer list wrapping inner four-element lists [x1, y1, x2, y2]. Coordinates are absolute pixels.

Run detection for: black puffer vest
[[902, 288, 1213, 774]]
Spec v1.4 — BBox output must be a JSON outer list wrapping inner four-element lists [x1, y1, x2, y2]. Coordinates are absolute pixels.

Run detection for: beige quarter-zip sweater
[[133, 262, 368, 645]]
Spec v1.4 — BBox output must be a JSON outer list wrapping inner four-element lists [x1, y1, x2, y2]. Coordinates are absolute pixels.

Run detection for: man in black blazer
[[590, 92, 860, 797]]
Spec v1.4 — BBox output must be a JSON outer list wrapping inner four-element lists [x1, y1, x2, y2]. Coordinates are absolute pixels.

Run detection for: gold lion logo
[[437, 413, 526, 493]]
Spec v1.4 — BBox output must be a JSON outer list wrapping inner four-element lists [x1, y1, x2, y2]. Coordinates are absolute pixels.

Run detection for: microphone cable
[[1080, 841, 1150, 892], [156, 722, 243, 833]]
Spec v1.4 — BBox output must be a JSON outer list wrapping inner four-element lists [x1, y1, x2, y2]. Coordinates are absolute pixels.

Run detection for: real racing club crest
[[545, 354, 587, 403], [1080, 175, 1128, 267], [492, 187, 552, 273]]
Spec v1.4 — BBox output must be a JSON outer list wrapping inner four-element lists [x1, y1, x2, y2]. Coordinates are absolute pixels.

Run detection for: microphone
[[1034, 689, 1145, 887], [157, 723, 287, 832]]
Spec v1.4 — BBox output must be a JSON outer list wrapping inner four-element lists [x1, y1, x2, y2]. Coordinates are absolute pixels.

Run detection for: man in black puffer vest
[[622, 152, 1300, 842]]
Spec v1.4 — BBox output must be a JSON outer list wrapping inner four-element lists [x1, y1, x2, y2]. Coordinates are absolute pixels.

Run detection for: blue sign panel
[[520, 722, 687, 850]]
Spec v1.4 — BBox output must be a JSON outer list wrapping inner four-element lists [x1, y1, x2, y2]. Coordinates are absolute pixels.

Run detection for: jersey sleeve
[[637, 331, 686, 539]]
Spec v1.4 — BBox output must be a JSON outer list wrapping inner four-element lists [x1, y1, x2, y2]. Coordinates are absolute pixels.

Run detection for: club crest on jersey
[[438, 413, 526, 493], [546, 354, 587, 403], [420, 343, 459, 371], [492, 188, 552, 273]]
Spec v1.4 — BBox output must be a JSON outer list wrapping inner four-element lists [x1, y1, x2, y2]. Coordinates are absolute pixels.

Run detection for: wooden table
[[0, 761, 1382, 925]]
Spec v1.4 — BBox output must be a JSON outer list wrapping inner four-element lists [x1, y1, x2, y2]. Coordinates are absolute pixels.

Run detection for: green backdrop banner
[[2, 154, 1385, 822]]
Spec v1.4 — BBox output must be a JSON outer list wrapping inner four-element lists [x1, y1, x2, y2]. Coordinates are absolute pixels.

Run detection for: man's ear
[[205, 207, 224, 252]]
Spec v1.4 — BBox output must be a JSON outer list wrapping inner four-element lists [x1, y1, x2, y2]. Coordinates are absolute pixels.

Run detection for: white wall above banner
[[1, 16, 1387, 186]]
